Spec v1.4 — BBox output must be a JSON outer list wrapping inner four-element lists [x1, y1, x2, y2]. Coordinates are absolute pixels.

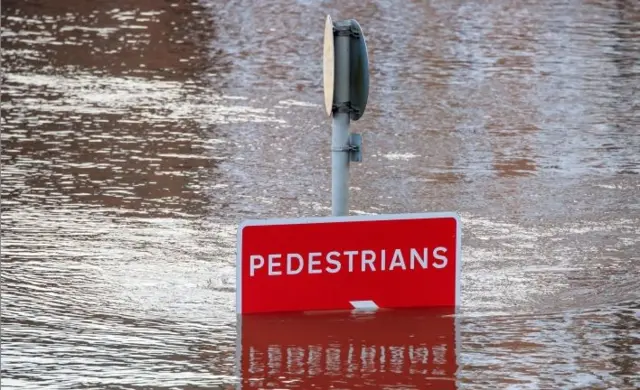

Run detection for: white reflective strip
[[349, 300, 379, 311]]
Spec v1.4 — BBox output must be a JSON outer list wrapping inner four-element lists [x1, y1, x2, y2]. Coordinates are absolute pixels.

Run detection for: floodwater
[[1, 0, 638, 388]]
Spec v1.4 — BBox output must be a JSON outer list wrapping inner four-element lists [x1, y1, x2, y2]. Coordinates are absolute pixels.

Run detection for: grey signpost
[[323, 15, 369, 217]]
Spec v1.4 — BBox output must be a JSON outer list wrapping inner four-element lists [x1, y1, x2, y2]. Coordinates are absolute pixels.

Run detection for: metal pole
[[331, 27, 351, 217]]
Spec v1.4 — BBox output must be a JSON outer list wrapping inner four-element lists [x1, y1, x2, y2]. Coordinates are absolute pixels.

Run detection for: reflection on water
[[235, 306, 640, 389], [238, 309, 458, 389], [1, 0, 639, 388]]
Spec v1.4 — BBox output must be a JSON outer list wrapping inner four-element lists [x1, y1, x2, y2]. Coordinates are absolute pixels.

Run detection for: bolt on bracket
[[349, 133, 362, 162]]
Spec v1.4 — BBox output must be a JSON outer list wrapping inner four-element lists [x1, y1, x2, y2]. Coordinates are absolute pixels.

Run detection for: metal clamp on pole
[[333, 23, 362, 39], [331, 101, 362, 118], [330, 133, 362, 163]]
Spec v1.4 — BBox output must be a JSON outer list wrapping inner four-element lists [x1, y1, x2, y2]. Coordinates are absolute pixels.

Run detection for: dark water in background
[[1, 0, 639, 388]]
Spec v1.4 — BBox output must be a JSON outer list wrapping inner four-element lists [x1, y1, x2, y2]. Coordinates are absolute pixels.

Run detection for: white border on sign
[[235, 211, 462, 314]]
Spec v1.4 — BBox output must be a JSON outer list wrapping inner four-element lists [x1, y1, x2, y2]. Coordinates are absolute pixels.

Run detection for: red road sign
[[237, 308, 458, 389], [236, 212, 461, 314]]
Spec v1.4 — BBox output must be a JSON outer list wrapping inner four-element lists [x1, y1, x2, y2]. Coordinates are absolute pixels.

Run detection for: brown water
[[1, 0, 639, 388]]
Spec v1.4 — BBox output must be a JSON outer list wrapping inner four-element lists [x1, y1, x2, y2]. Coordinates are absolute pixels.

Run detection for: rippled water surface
[[1, 0, 639, 389]]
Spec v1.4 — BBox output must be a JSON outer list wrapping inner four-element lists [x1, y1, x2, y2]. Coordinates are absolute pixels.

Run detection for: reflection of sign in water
[[237, 308, 458, 389], [236, 212, 461, 314]]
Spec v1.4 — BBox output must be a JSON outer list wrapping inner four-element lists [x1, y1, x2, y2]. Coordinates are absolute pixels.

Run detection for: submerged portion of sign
[[236, 308, 459, 389], [236, 212, 461, 314]]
